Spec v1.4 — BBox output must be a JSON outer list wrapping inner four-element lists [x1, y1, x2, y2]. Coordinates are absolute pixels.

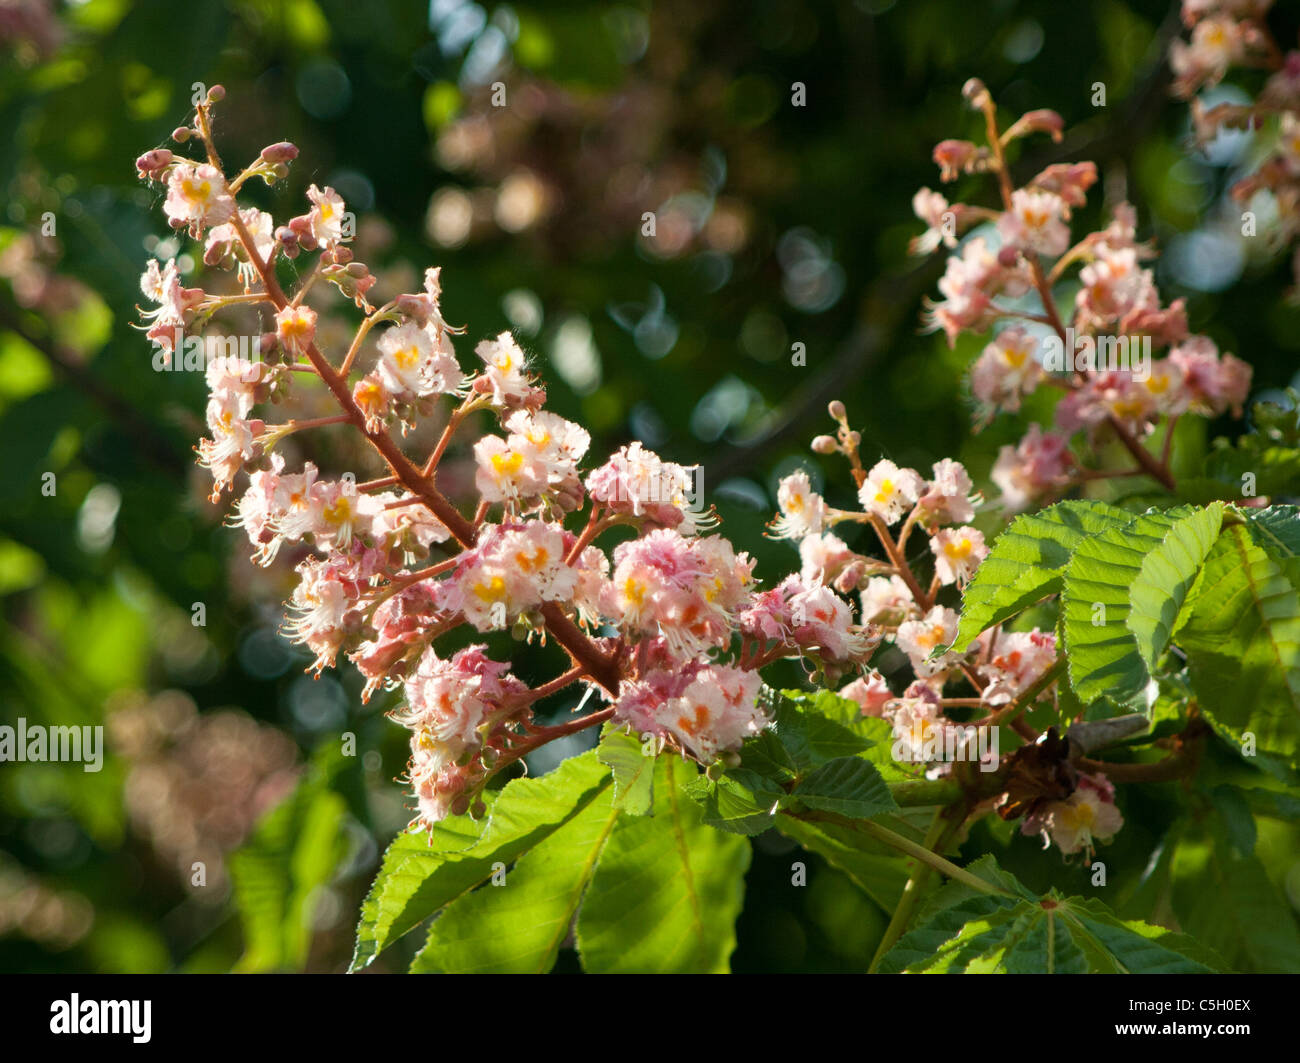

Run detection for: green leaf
[[1175, 523, 1300, 763], [1170, 820, 1300, 973], [1126, 502, 1223, 670], [764, 688, 872, 769], [230, 763, 349, 973], [952, 500, 1133, 653], [349, 801, 494, 972], [350, 749, 610, 971], [1209, 785, 1257, 857], [576, 757, 751, 972], [790, 756, 897, 819], [1243, 505, 1300, 559], [685, 769, 787, 835], [411, 775, 619, 973], [880, 857, 1224, 974], [597, 724, 655, 816], [1061, 506, 1215, 706], [774, 815, 910, 912]]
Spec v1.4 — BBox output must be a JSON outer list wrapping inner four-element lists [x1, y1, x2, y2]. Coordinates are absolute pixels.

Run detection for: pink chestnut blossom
[[198, 395, 262, 500], [275, 303, 317, 355], [1168, 336, 1252, 416], [1027, 162, 1098, 214], [474, 332, 544, 409], [858, 458, 924, 525], [971, 327, 1045, 417], [1021, 772, 1123, 858], [895, 605, 963, 678], [586, 442, 707, 534], [860, 575, 918, 627], [654, 665, 767, 761], [915, 459, 978, 527], [604, 529, 753, 660], [990, 423, 1073, 513], [164, 161, 235, 235], [978, 629, 1058, 706], [839, 670, 893, 717], [439, 521, 577, 632], [798, 532, 862, 589], [786, 580, 880, 666], [350, 581, 442, 697], [376, 322, 464, 399], [924, 237, 1031, 346], [769, 469, 829, 540], [887, 681, 949, 764], [1170, 14, 1248, 97], [997, 189, 1071, 258], [909, 188, 959, 255], [929, 526, 988, 587], [305, 184, 347, 249]]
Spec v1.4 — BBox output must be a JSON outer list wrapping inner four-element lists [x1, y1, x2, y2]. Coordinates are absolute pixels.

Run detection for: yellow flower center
[[944, 537, 973, 561], [1059, 799, 1096, 832], [322, 496, 352, 526], [472, 575, 507, 602], [491, 451, 524, 478], [182, 177, 211, 204]]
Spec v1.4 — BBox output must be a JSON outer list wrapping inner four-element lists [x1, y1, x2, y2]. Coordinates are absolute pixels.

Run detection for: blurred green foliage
[[1, 0, 1297, 973]]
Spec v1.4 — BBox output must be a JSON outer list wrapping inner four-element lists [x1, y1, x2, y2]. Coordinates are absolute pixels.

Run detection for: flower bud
[[260, 141, 299, 165], [827, 399, 847, 421], [275, 226, 300, 258], [135, 148, 173, 180], [811, 434, 838, 454], [287, 214, 318, 251], [207, 84, 226, 102], [450, 794, 471, 818], [171, 126, 192, 142], [962, 78, 989, 108], [1009, 108, 1064, 143]]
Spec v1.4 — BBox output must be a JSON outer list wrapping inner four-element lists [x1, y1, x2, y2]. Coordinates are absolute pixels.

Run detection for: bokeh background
[[2, 0, 1298, 973]]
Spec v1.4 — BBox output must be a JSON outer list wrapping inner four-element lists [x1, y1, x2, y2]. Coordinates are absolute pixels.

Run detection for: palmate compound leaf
[[685, 689, 898, 834], [1174, 521, 1300, 765], [575, 756, 751, 973], [950, 500, 1134, 653], [349, 748, 611, 971], [1060, 504, 1223, 708], [412, 754, 751, 973], [878, 856, 1226, 974], [411, 773, 621, 972], [597, 723, 655, 816]]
